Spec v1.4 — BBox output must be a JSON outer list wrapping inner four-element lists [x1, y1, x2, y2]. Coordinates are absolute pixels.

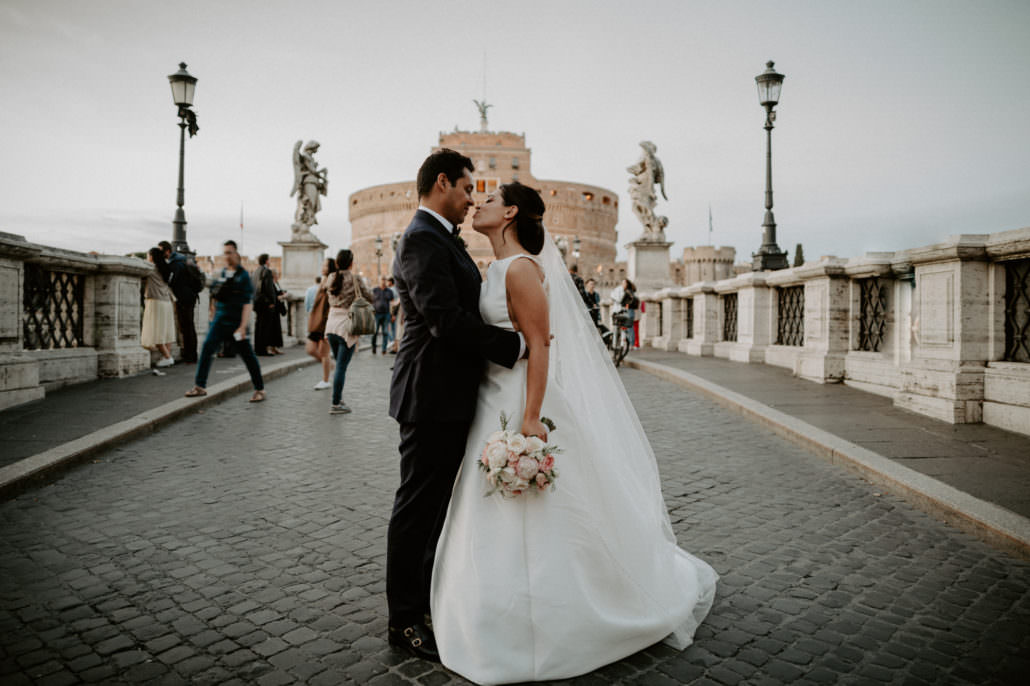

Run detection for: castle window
[[489, 157, 496, 169], [512, 173, 519, 182], [582, 192, 594, 201], [512, 157, 519, 169], [549, 189, 557, 196], [602, 196, 611, 205], [476, 178, 500, 194]]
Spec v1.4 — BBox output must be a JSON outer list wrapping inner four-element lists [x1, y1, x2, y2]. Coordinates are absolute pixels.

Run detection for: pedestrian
[[372, 275, 393, 355], [323, 249, 374, 414], [185, 240, 265, 402], [387, 276, 400, 354], [584, 277, 601, 326], [569, 263, 594, 310], [611, 278, 639, 348], [252, 254, 280, 356], [271, 270, 287, 354], [142, 247, 176, 368], [304, 275, 322, 314], [306, 258, 336, 390], [159, 241, 202, 363]]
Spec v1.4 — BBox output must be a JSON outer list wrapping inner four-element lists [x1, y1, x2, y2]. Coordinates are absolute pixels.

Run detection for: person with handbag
[[185, 240, 265, 402], [306, 259, 336, 390], [323, 248, 374, 414]]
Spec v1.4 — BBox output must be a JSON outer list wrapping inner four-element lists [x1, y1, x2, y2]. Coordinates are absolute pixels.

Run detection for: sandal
[[249, 390, 266, 403], [184, 387, 207, 398]]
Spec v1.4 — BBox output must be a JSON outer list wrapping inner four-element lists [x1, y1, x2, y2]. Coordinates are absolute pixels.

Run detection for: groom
[[386, 149, 523, 660]]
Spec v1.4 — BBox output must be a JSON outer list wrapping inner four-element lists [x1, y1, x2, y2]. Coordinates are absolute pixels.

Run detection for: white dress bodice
[[479, 253, 546, 332]]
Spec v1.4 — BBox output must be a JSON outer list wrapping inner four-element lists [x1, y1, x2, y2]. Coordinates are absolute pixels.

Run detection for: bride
[[431, 182, 718, 685]]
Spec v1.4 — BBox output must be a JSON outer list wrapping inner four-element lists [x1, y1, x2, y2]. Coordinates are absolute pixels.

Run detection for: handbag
[[347, 296, 376, 336], [307, 289, 329, 334]]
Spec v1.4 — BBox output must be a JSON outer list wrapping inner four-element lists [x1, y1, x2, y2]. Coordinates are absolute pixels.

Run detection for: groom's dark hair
[[417, 148, 474, 197]]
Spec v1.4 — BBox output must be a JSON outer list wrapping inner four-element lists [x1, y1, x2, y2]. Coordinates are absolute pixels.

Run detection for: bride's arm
[[506, 259, 550, 439]]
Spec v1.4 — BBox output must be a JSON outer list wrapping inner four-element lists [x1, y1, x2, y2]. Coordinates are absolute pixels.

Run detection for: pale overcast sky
[[1, 0, 1028, 264]]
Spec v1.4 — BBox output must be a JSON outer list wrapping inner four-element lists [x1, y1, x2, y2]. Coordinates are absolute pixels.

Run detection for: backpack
[[184, 259, 206, 294], [347, 297, 376, 336], [621, 291, 639, 310]]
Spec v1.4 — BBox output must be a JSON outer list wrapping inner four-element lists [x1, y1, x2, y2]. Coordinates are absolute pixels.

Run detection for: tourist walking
[[584, 277, 601, 326], [185, 240, 265, 402], [372, 275, 393, 355], [141, 247, 176, 368], [252, 254, 280, 356], [306, 259, 336, 390], [324, 249, 373, 414], [612, 278, 639, 349], [159, 240, 202, 363]]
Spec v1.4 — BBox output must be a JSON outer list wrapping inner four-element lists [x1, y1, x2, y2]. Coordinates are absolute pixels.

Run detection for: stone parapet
[[0, 232, 152, 410], [642, 226, 1030, 434]]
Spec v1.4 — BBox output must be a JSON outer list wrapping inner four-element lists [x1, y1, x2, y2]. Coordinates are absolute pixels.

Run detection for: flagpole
[[708, 203, 713, 244]]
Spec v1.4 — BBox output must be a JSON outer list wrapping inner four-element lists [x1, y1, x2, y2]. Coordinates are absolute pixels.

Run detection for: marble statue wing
[[654, 155, 668, 201], [290, 140, 303, 197]]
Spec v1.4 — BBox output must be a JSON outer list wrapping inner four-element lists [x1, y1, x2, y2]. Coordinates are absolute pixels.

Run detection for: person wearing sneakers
[[142, 247, 177, 368], [185, 240, 266, 403], [307, 259, 336, 391], [323, 248, 373, 414]]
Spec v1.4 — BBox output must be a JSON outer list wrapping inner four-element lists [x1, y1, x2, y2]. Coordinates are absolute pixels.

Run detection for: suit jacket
[[389, 210, 521, 423]]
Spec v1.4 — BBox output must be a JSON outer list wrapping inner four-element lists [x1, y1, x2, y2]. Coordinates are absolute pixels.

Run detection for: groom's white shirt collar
[[418, 205, 454, 234]]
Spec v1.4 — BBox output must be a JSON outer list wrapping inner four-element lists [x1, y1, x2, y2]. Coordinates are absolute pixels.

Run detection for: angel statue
[[626, 140, 668, 239], [290, 140, 329, 241], [473, 99, 492, 132]]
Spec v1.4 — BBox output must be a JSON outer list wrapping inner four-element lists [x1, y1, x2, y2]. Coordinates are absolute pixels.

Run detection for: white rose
[[487, 431, 506, 444], [525, 436, 545, 453], [507, 433, 528, 454], [513, 479, 530, 491], [499, 467, 517, 483], [515, 456, 539, 481], [486, 442, 509, 469]]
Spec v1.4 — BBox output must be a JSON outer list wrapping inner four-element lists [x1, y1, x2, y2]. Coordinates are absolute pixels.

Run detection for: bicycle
[[602, 311, 632, 368]]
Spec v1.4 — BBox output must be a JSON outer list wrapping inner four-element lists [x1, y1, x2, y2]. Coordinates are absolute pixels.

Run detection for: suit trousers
[[174, 300, 197, 362], [386, 420, 471, 628]]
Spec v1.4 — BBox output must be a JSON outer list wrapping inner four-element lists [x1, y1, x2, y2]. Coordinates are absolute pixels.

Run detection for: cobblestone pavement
[[1, 353, 1028, 685]]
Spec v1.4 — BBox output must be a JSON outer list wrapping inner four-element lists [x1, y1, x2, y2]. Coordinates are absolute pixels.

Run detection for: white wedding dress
[[431, 243, 718, 685]]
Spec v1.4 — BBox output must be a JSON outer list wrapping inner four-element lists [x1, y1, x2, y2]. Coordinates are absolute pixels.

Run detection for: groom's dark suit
[[387, 209, 521, 628]]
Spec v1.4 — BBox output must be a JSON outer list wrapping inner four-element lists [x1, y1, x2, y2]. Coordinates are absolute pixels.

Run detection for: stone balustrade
[[1, 232, 155, 411], [637, 227, 1030, 435]]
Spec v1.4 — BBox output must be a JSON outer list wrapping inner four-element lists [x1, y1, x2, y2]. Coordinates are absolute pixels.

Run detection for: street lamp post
[[375, 235, 384, 276], [752, 61, 789, 271], [167, 63, 199, 255], [572, 236, 581, 267]]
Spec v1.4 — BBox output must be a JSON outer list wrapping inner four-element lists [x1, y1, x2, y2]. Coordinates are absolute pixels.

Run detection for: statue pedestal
[[626, 236, 672, 290], [278, 239, 327, 295]]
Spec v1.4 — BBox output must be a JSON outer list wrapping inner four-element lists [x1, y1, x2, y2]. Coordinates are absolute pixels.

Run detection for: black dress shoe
[[388, 622, 439, 662]]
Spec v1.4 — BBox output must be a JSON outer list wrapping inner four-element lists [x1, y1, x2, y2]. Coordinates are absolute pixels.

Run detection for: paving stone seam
[[0, 356, 318, 499], [627, 357, 1030, 559]]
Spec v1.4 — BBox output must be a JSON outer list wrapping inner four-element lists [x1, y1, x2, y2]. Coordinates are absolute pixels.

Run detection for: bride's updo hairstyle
[[499, 182, 546, 255]]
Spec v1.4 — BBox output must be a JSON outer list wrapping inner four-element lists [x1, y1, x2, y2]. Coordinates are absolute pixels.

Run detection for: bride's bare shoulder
[[505, 255, 545, 285]]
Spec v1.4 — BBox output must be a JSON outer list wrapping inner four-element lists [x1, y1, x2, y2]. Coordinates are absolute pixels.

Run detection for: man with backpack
[[160, 240, 205, 363]]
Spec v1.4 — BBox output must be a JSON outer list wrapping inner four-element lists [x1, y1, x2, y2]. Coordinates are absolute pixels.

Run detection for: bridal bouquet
[[478, 412, 560, 498]]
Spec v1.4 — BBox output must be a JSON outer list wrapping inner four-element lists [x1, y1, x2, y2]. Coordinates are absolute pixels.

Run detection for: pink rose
[[535, 473, 548, 488], [516, 456, 539, 481], [541, 455, 555, 472]]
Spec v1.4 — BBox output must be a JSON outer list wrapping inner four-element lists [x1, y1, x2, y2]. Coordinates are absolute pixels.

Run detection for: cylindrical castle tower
[[348, 127, 619, 279]]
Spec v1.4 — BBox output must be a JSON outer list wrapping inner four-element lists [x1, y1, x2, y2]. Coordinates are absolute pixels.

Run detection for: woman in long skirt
[[142, 247, 176, 367]]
